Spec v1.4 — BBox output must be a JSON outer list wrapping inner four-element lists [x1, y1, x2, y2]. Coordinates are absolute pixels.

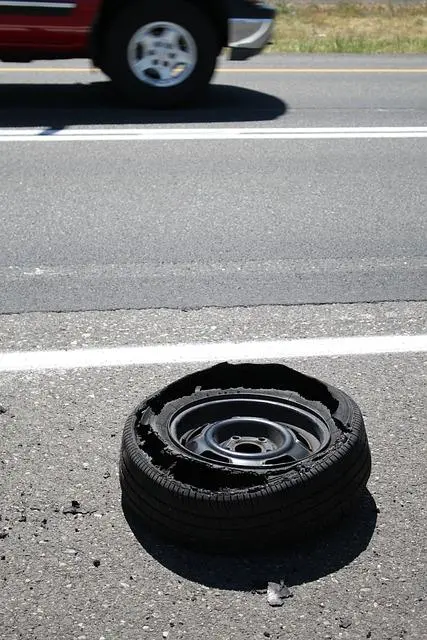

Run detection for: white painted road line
[[0, 334, 426, 373], [1, 127, 427, 142]]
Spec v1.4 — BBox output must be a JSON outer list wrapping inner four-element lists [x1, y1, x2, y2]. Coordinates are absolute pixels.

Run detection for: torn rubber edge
[[122, 362, 357, 491]]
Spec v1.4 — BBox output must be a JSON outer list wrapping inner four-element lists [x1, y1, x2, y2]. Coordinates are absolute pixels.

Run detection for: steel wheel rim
[[127, 21, 197, 87], [169, 395, 331, 468]]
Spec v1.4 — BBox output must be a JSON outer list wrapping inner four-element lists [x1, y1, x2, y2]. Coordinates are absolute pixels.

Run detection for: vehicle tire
[[104, 0, 218, 108], [120, 363, 371, 551]]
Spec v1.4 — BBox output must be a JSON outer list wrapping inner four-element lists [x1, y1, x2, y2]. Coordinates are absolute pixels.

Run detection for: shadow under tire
[[120, 370, 371, 551], [105, 0, 218, 108]]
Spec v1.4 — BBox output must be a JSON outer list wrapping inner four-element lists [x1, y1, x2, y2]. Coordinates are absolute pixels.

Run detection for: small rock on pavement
[[339, 618, 352, 629], [0, 404, 7, 414], [267, 581, 293, 607]]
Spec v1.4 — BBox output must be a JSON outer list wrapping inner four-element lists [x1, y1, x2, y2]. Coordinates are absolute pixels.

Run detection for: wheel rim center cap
[[205, 417, 295, 459]]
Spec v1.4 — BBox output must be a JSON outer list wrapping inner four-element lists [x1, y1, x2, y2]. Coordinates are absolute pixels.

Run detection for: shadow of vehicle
[[0, 81, 287, 129], [122, 489, 378, 591]]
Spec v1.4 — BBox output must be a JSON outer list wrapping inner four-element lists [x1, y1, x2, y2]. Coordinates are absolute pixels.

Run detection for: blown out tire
[[120, 363, 371, 550], [105, 0, 218, 108]]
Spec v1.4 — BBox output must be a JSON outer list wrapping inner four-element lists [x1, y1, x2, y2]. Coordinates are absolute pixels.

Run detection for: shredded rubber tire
[[119, 363, 371, 551]]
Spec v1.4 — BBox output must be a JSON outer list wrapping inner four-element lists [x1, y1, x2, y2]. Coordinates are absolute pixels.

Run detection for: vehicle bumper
[[228, 17, 274, 60]]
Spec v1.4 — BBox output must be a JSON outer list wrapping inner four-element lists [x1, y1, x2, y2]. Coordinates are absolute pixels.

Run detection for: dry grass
[[269, 3, 427, 53]]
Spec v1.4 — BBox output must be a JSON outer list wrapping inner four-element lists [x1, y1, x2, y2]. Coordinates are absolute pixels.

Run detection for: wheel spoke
[[186, 434, 231, 462], [133, 57, 154, 74], [175, 50, 193, 67], [287, 438, 311, 461], [157, 65, 173, 81], [186, 433, 208, 456], [162, 27, 180, 48], [140, 34, 158, 53]]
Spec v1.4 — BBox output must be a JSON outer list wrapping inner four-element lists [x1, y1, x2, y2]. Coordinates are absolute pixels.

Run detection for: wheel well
[[91, 0, 228, 67]]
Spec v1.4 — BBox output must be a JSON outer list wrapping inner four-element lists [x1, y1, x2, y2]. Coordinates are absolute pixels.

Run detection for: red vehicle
[[0, 0, 275, 107]]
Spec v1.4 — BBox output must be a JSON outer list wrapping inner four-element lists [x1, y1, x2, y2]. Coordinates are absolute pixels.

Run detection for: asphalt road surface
[[1, 55, 426, 640], [0, 54, 426, 312]]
